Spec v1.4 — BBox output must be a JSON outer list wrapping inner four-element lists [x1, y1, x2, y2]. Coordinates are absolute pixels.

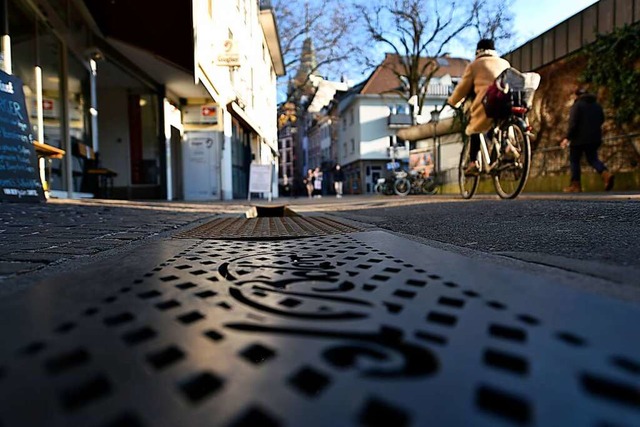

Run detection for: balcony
[[425, 84, 453, 97], [388, 113, 413, 128]]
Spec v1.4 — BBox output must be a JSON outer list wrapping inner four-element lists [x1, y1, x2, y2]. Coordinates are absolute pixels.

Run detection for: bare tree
[[272, 0, 360, 101], [356, 0, 514, 115], [471, 0, 514, 43]]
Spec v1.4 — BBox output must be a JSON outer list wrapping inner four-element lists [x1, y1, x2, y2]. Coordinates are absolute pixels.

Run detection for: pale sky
[[512, 0, 599, 44], [444, 0, 600, 59]]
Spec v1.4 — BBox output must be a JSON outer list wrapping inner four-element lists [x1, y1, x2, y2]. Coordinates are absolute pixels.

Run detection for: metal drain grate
[[176, 216, 363, 240], [0, 231, 638, 426]]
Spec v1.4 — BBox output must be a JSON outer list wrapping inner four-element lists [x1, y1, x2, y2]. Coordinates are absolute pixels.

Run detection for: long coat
[[566, 93, 605, 146], [447, 50, 511, 135]]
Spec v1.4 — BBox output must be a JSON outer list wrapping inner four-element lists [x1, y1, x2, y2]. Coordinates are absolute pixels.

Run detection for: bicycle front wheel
[[422, 177, 439, 195], [459, 142, 479, 199], [374, 183, 384, 195], [493, 123, 531, 199], [394, 178, 410, 196]]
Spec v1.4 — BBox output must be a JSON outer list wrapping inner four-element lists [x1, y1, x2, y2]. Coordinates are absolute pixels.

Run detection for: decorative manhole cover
[[176, 216, 363, 240], [0, 231, 638, 426]]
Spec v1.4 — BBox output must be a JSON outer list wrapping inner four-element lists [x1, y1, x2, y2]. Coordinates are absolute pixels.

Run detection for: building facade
[[336, 54, 468, 194], [1, 0, 284, 201]]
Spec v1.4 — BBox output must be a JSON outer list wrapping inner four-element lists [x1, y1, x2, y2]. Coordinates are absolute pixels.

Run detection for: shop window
[[10, 1, 64, 190], [128, 93, 159, 185]]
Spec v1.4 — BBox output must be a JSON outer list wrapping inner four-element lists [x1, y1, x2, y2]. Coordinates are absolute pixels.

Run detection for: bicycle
[[394, 169, 438, 196], [459, 69, 540, 199], [374, 169, 407, 196]]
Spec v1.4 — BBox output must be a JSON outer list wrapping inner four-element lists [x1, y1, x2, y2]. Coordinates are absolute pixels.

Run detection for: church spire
[[290, 0, 318, 100], [305, 1, 310, 37]]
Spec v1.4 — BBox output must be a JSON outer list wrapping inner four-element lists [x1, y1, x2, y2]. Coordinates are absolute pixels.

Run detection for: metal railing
[[425, 84, 452, 97], [530, 133, 640, 178]]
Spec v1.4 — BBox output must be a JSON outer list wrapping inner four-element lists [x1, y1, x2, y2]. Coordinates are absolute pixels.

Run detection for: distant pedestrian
[[313, 167, 323, 198], [560, 88, 614, 192], [304, 169, 314, 198], [334, 164, 344, 198]]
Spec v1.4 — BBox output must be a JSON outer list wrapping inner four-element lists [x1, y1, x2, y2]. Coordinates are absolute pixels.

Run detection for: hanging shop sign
[[216, 39, 241, 67], [182, 104, 219, 125], [0, 70, 45, 202]]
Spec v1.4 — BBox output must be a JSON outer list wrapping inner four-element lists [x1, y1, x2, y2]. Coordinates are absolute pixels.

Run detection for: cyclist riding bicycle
[[446, 38, 510, 175]]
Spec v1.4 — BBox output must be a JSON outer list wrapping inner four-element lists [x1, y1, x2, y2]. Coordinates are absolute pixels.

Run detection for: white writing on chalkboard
[[0, 70, 44, 202], [3, 188, 38, 197], [0, 177, 41, 189], [0, 98, 24, 120], [0, 80, 14, 94]]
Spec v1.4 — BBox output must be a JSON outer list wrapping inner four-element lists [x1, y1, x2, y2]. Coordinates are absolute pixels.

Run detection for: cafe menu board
[[0, 69, 44, 202]]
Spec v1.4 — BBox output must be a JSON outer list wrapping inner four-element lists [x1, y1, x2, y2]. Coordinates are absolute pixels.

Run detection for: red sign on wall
[[201, 106, 216, 117]]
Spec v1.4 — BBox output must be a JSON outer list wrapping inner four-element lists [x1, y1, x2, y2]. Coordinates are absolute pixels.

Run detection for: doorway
[[170, 126, 183, 200], [182, 131, 220, 201]]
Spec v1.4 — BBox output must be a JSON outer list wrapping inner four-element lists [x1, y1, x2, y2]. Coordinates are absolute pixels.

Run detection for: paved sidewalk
[[2, 193, 638, 285], [0, 199, 227, 283]]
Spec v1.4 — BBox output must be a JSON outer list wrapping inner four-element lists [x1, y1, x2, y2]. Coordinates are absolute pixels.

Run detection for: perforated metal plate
[[0, 231, 639, 427], [176, 216, 363, 240]]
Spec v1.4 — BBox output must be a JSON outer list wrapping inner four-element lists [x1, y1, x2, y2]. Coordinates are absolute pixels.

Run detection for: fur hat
[[476, 38, 495, 51]]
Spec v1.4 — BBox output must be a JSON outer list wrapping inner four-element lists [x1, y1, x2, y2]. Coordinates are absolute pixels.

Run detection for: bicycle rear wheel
[[422, 177, 439, 195], [493, 124, 531, 199], [394, 178, 410, 196], [459, 142, 479, 199]]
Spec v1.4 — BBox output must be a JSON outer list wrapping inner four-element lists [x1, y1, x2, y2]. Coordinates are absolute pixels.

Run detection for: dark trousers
[[470, 131, 494, 162], [569, 144, 606, 182], [470, 134, 481, 161]]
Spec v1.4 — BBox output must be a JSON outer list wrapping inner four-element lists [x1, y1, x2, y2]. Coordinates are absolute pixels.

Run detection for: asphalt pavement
[[2, 193, 639, 290]]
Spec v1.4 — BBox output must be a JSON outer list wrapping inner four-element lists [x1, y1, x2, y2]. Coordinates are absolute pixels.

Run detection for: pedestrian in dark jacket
[[560, 88, 614, 192]]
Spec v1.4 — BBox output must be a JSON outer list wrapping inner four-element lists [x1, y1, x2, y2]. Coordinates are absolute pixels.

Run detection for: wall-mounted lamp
[[84, 47, 105, 62]]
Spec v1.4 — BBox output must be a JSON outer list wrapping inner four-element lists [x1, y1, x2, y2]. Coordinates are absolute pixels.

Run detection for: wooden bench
[[73, 142, 118, 198], [33, 141, 66, 193]]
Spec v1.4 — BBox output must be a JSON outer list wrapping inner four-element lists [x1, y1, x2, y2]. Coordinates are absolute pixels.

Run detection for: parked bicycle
[[374, 170, 407, 196], [394, 169, 439, 196], [459, 68, 540, 199]]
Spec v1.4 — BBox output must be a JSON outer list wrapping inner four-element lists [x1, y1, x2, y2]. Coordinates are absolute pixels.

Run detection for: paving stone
[[0, 261, 40, 275], [40, 247, 101, 255], [2, 252, 66, 263]]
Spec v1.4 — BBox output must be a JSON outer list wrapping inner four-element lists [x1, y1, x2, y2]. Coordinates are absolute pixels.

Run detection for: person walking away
[[560, 88, 614, 192], [313, 167, 323, 198], [334, 164, 345, 198], [446, 38, 511, 175], [304, 169, 314, 198]]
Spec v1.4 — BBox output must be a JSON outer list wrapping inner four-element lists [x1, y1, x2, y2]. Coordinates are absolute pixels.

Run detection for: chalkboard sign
[[0, 69, 44, 202]]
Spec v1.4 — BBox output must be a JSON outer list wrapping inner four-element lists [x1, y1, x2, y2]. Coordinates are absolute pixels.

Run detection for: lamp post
[[430, 109, 440, 176]]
